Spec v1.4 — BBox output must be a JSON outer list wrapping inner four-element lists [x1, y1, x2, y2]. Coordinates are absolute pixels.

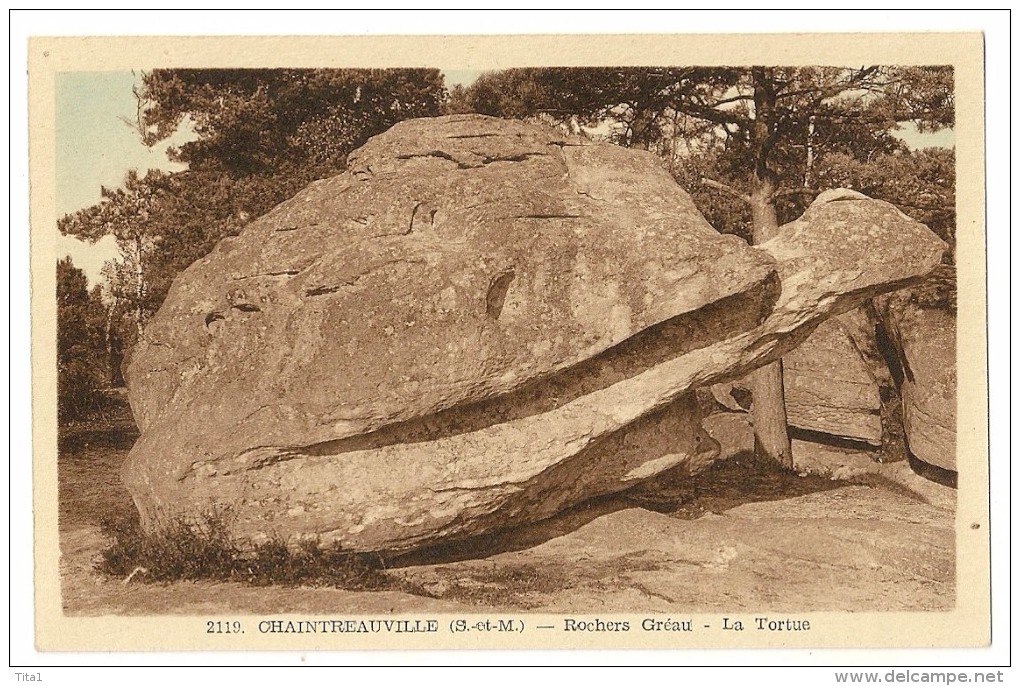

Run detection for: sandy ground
[[58, 409, 955, 615]]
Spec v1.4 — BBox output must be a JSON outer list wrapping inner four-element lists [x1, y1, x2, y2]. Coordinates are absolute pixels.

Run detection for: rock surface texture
[[122, 117, 946, 554]]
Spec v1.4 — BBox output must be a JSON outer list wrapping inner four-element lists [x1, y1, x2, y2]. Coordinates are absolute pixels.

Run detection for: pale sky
[[55, 71, 189, 284], [443, 69, 483, 88], [893, 122, 955, 149], [56, 69, 953, 285]]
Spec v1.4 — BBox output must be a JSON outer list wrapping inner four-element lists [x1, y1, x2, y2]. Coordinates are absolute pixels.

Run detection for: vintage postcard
[[27, 32, 988, 654]]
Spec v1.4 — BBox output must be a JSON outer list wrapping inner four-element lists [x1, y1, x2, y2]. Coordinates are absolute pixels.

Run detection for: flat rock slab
[[387, 485, 953, 613], [61, 481, 952, 615], [791, 439, 957, 511]]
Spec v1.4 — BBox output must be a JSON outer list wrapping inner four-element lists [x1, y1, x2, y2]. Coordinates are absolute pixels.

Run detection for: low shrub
[[98, 511, 391, 590]]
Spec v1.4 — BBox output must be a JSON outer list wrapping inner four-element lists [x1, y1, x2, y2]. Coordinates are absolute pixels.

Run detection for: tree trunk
[[133, 234, 145, 337], [748, 67, 794, 469], [104, 303, 115, 386], [748, 185, 793, 468], [856, 302, 907, 463], [805, 115, 816, 188]]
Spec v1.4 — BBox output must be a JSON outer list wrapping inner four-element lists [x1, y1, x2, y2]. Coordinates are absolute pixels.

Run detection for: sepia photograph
[[20, 23, 996, 663]]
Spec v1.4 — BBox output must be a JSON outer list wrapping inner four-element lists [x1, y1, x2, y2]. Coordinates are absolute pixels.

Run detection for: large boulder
[[122, 118, 946, 554], [125, 115, 773, 441]]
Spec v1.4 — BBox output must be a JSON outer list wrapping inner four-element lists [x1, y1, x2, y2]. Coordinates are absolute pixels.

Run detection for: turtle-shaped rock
[[122, 116, 946, 554]]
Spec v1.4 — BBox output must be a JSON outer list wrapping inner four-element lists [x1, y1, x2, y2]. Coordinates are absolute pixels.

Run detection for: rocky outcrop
[[122, 118, 946, 554]]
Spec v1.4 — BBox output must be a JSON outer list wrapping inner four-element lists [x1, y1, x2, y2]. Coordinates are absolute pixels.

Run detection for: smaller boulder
[[782, 314, 882, 446], [879, 285, 957, 473]]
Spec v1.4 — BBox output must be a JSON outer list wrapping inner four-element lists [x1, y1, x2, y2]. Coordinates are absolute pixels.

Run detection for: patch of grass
[[97, 510, 394, 590]]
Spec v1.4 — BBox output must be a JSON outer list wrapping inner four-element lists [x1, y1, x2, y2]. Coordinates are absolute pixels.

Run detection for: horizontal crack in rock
[[233, 270, 300, 280]]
